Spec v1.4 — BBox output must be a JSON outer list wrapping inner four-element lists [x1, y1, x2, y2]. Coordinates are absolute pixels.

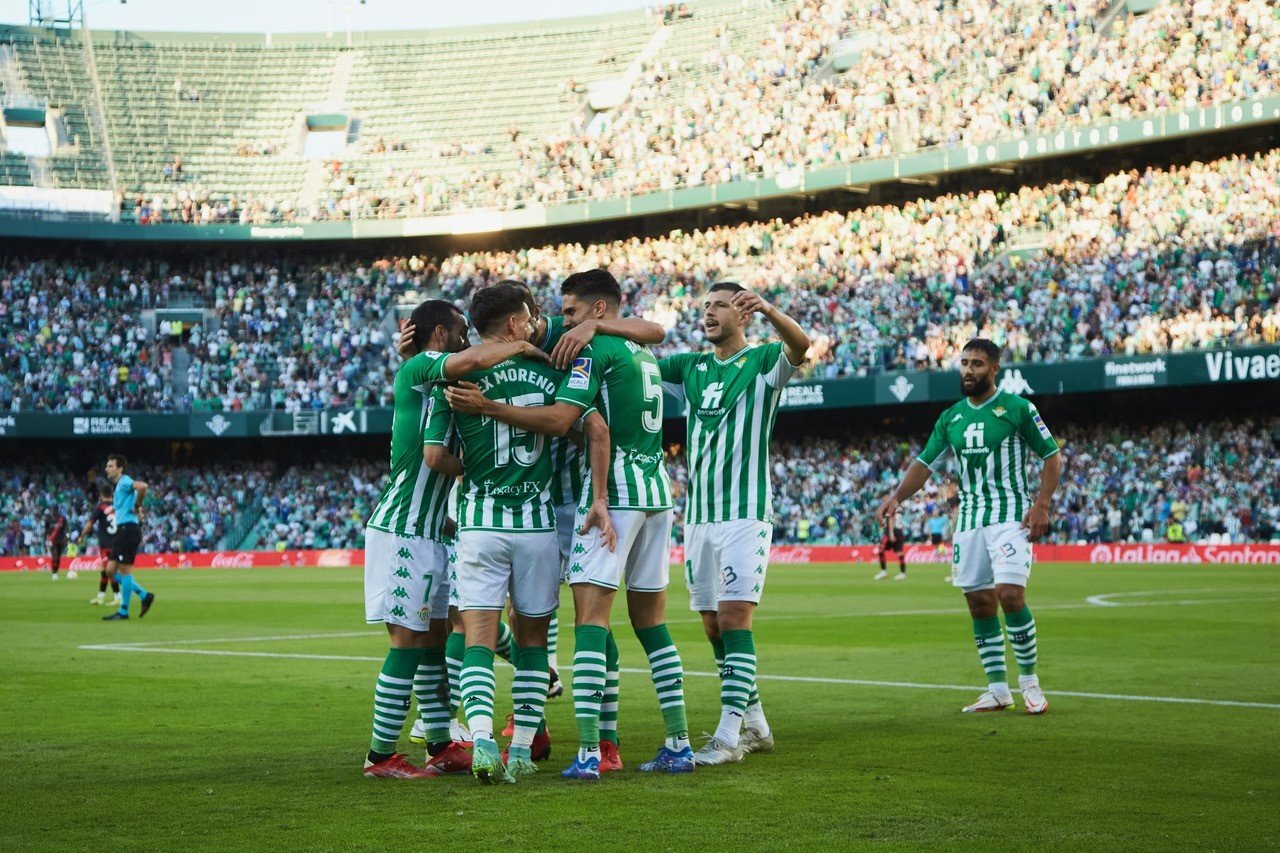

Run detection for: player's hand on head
[[444, 381, 489, 414], [729, 288, 769, 319], [550, 320, 596, 370], [397, 322, 417, 358]]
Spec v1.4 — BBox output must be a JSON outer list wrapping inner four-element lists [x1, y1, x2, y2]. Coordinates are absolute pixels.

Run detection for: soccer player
[[877, 338, 1061, 714], [427, 282, 614, 784], [100, 454, 154, 621], [78, 485, 121, 606], [361, 298, 551, 780], [45, 508, 69, 580], [657, 282, 808, 765], [446, 269, 692, 781], [875, 515, 907, 581]]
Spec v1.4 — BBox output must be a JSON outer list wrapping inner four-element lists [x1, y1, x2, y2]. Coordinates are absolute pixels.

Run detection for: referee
[[101, 454, 156, 621]]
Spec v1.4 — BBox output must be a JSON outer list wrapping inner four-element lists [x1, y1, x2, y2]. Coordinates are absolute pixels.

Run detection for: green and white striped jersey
[[916, 390, 1060, 532], [539, 316, 584, 509], [660, 342, 798, 524], [367, 351, 455, 539], [555, 335, 672, 512], [430, 355, 573, 533]]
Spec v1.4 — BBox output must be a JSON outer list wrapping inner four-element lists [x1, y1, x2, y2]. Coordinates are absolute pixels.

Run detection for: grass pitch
[[2, 562, 1277, 851]]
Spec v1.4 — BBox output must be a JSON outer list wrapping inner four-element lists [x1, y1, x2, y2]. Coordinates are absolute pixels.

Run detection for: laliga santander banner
[[4, 543, 1280, 572]]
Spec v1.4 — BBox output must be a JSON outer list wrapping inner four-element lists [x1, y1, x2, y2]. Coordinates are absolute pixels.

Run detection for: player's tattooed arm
[[578, 411, 617, 551], [730, 289, 810, 367], [550, 317, 666, 370], [877, 461, 932, 530], [1021, 452, 1063, 541], [444, 383, 580, 437]]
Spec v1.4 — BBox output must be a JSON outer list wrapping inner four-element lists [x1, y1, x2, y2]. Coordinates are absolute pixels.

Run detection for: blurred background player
[[875, 516, 907, 582], [100, 454, 154, 621], [78, 485, 121, 606], [878, 339, 1061, 715], [44, 508, 69, 580], [657, 282, 808, 766]]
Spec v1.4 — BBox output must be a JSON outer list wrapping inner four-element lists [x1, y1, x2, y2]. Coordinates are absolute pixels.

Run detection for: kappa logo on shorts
[[754, 566, 764, 575], [756, 529, 768, 539], [755, 546, 766, 556], [392, 586, 410, 599], [396, 547, 413, 560], [390, 605, 408, 618], [570, 562, 584, 574], [394, 567, 411, 578], [573, 542, 586, 554], [752, 584, 761, 593], [568, 357, 592, 390]]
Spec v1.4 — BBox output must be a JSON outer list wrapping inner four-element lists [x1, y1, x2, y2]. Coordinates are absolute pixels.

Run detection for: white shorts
[[446, 541, 460, 609], [364, 527, 451, 632], [683, 519, 772, 611], [555, 501, 578, 571], [567, 508, 672, 593], [455, 530, 560, 617], [951, 521, 1032, 591]]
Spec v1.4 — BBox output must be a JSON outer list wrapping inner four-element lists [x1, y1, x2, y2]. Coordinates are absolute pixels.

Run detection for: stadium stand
[[1, 0, 1275, 219]]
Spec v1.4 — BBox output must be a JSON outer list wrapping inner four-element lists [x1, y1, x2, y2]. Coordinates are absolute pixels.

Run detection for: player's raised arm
[[441, 339, 547, 380], [445, 383, 582, 437], [551, 316, 666, 370], [730, 289, 810, 367]]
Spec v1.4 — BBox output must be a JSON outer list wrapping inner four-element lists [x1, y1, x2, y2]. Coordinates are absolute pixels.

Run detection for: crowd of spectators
[[117, 0, 1278, 223], [440, 151, 1280, 374], [4, 417, 1276, 557]]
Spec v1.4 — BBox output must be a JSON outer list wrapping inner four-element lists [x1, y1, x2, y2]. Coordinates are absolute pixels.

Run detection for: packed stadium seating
[[3, 150, 1279, 412], [4, 417, 1277, 555], [1, 0, 1275, 219]]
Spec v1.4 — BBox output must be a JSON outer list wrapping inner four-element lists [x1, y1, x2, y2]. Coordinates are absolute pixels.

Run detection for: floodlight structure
[[29, 0, 84, 31]]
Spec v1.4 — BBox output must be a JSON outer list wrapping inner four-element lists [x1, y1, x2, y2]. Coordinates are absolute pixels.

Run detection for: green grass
[[3, 562, 1278, 851]]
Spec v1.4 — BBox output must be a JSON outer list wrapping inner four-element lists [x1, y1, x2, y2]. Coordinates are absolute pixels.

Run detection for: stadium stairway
[[170, 346, 191, 404]]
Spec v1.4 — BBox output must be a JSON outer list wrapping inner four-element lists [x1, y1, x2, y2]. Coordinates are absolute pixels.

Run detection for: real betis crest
[[993, 406, 1007, 418]]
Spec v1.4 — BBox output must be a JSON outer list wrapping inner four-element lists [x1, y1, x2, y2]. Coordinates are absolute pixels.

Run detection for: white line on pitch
[[78, 642, 1280, 710]]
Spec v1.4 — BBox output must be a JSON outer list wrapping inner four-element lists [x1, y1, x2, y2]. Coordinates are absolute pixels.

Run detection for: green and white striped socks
[[1005, 605, 1038, 675], [973, 614, 1008, 692], [714, 629, 757, 747], [460, 645, 497, 743], [413, 646, 451, 746], [572, 625, 608, 749], [600, 629, 620, 746], [511, 645, 550, 749], [495, 621, 514, 664], [369, 646, 423, 756], [635, 623, 689, 745], [445, 630, 465, 718], [547, 611, 560, 672]]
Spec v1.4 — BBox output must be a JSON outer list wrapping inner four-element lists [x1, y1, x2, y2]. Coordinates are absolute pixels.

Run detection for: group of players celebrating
[[360, 269, 1061, 784]]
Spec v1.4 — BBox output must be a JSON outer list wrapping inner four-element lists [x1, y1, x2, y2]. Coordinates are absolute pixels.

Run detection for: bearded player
[[877, 339, 1061, 714], [657, 282, 808, 765]]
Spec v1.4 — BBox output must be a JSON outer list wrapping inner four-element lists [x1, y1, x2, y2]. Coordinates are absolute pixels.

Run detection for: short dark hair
[[561, 269, 621, 308], [469, 283, 529, 336], [98, 483, 112, 497], [962, 338, 1002, 362], [501, 279, 538, 315], [709, 281, 746, 296], [107, 453, 128, 470], [409, 299, 464, 353]]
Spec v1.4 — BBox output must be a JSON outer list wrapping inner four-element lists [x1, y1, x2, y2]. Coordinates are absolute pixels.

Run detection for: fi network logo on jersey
[[699, 381, 726, 412], [963, 421, 986, 453], [888, 375, 914, 402], [568, 357, 592, 390], [999, 369, 1035, 396], [205, 414, 232, 436]]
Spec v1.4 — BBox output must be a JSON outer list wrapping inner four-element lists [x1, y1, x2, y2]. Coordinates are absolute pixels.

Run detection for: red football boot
[[423, 742, 472, 775], [531, 724, 552, 762], [363, 753, 439, 779], [599, 741, 623, 773], [501, 713, 515, 738]]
